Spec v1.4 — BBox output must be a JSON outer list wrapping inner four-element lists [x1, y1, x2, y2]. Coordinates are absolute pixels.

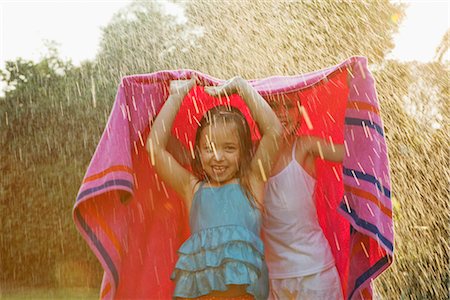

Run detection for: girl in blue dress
[[147, 77, 282, 299]]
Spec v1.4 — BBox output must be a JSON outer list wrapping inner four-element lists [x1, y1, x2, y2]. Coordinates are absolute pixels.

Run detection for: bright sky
[[387, 0, 449, 61], [0, 0, 448, 69]]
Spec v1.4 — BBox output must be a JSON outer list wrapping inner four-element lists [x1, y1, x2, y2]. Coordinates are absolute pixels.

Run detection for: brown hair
[[191, 105, 259, 209]]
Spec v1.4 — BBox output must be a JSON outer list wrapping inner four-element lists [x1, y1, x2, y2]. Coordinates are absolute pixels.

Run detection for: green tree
[[0, 45, 104, 287], [95, 0, 195, 95], [175, 0, 405, 78]]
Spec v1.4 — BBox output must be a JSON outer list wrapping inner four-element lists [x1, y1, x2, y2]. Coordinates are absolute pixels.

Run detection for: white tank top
[[262, 142, 335, 278]]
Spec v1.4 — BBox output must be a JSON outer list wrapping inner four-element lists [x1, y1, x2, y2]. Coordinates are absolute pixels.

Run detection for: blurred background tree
[[0, 43, 104, 288], [94, 0, 405, 79], [1, 0, 448, 298]]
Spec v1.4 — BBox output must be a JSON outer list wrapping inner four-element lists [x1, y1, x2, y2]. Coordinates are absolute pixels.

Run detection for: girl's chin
[[206, 174, 236, 186]]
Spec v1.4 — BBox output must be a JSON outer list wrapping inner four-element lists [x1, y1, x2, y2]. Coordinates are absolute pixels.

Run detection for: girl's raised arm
[[299, 136, 345, 163], [205, 77, 283, 184], [146, 78, 198, 210]]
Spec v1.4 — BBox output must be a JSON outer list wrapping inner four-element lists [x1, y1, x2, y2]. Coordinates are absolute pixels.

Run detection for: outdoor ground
[[0, 287, 98, 300]]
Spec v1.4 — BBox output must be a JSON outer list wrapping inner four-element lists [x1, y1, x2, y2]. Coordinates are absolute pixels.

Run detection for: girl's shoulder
[[248, 173, 266, 206], [191, 179, 207, 198]]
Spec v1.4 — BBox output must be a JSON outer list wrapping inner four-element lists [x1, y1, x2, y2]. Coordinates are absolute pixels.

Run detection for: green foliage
[[95, 1, 189, 93], [0, 46, 106, 286]]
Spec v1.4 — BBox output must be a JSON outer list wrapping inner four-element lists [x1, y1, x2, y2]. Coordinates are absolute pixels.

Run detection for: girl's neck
[[280, 133, 297, 151]]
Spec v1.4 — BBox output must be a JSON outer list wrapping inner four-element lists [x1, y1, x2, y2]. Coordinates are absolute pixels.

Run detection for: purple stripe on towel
[[77, 179, 134, 202], [75, 209, 119, 287]]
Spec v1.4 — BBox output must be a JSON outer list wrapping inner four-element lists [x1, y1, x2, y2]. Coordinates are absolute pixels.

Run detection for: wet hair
[[191, 105, 259, 209]]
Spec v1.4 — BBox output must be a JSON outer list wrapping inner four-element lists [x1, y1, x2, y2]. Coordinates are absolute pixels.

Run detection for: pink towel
[[73, 56, 393, 299]]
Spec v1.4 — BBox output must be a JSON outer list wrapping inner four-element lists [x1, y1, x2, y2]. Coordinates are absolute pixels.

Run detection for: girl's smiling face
[[198, 121, 241, 186]]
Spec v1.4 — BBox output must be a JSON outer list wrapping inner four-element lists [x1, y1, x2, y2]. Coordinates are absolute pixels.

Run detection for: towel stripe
[[75, 210, 119, 287], [345, 117, 384, 137], [344, 185, 392, 218], [339, 202, 393, 252], [77, 179, 134, 202], [90, 212, 124, 257], [350, 235, 368, 258], [83, 165, 134, 183], [360, 287, 372, 299], [347, 100, 380, 115], [101, 282, 111, 299], [343, 168, 391, 199], [347, 255, 389, 300]]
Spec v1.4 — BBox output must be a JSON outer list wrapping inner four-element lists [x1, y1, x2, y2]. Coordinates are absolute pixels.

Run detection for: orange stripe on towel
[[360, 287, 372, 299], [344, 185, 392, 219], [101, 282, 111, 299], [350, 234, 370, 258], [347, 100, 380, 115], [89, 212, 124, 258], [83, 165, 134, 183], [351, 241, 363, 258]]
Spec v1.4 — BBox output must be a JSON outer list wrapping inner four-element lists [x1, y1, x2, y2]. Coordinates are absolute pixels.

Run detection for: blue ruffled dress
[[171, 182, 269, 299]]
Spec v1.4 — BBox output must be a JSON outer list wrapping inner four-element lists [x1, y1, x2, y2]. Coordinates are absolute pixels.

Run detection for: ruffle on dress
[[171, 225, 268, 299]]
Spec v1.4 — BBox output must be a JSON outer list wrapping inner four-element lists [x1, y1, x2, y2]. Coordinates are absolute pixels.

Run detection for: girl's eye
[[225, 146, 236, 152]]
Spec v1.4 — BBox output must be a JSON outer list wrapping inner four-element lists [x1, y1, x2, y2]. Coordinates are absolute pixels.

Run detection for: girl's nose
[[214, 150, 224, 161]]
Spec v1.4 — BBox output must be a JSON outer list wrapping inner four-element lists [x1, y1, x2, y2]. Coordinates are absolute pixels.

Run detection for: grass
[[0, 287, 98, 300]]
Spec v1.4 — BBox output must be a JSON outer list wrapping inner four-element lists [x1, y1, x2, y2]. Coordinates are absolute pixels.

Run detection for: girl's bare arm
[[299, 136, 345, 162], [146, 79, 198, 211]]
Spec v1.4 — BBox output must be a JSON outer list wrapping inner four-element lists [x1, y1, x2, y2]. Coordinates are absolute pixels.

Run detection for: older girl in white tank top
[[263, 142, 335, 277], [264, 98, 344, 300]]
